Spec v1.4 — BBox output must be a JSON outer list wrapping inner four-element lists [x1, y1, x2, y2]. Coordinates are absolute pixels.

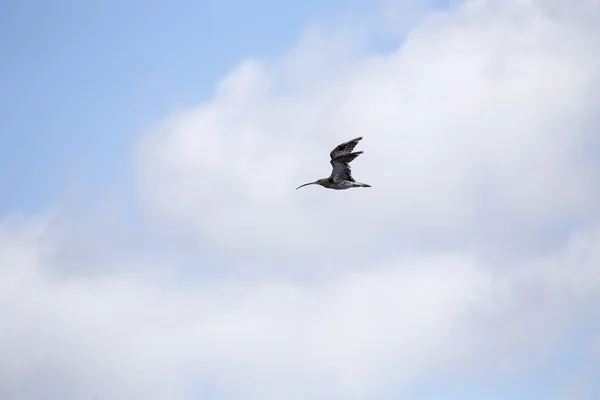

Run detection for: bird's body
[[296, 137, 371, 191], [313, 178, 370, 190]]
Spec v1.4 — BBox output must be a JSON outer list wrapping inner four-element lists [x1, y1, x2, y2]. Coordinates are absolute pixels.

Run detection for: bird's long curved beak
[[296, 181, 317, 190]]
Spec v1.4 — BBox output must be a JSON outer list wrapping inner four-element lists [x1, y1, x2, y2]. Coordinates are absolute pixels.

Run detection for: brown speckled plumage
[[296, 137, 371, 191]]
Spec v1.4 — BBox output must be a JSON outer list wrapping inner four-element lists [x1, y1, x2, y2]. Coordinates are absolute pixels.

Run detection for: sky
[[1, 0, 599, 399]]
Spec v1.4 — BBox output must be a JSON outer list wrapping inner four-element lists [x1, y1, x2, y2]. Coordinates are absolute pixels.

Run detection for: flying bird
[[296, 136, 371, 190]]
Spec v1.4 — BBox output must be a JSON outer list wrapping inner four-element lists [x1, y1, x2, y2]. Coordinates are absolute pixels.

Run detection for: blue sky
[[1, 0, 599, 399]]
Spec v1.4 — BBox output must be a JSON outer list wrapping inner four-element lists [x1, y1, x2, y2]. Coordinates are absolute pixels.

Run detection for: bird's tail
[[354, 182, 371, 188]]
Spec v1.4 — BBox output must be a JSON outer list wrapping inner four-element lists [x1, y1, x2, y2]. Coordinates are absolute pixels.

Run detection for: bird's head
[[296, 178, 327, 190]]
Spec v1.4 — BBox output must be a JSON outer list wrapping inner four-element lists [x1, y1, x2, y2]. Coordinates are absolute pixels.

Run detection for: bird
[[296, 136, 371, 190]]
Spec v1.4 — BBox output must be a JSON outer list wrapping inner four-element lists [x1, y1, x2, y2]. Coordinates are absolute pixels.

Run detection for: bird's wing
[[329, 152, 362, 182], [329, 137, 363, 160]]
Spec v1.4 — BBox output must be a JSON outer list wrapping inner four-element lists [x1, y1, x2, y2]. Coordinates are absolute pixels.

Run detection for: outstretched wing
[[329, 151, 362, 182], [330, 137, 363, 160]]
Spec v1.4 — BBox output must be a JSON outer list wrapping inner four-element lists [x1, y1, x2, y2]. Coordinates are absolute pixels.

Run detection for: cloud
[[1, 217, 599, 399], [2, 0, 600, 399], [138, 0, 600, 267]]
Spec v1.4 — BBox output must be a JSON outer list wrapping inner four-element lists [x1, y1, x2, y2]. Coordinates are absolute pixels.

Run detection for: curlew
[[296, 136, 371, 190]]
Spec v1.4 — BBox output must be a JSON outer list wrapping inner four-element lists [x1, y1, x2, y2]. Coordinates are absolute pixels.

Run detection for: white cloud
[[2, 0, 600, 399], [0, 217, 487, 399], [1, 218, 599, 399], [138, 0, 600, 267], [0, 219, 600, 399]]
